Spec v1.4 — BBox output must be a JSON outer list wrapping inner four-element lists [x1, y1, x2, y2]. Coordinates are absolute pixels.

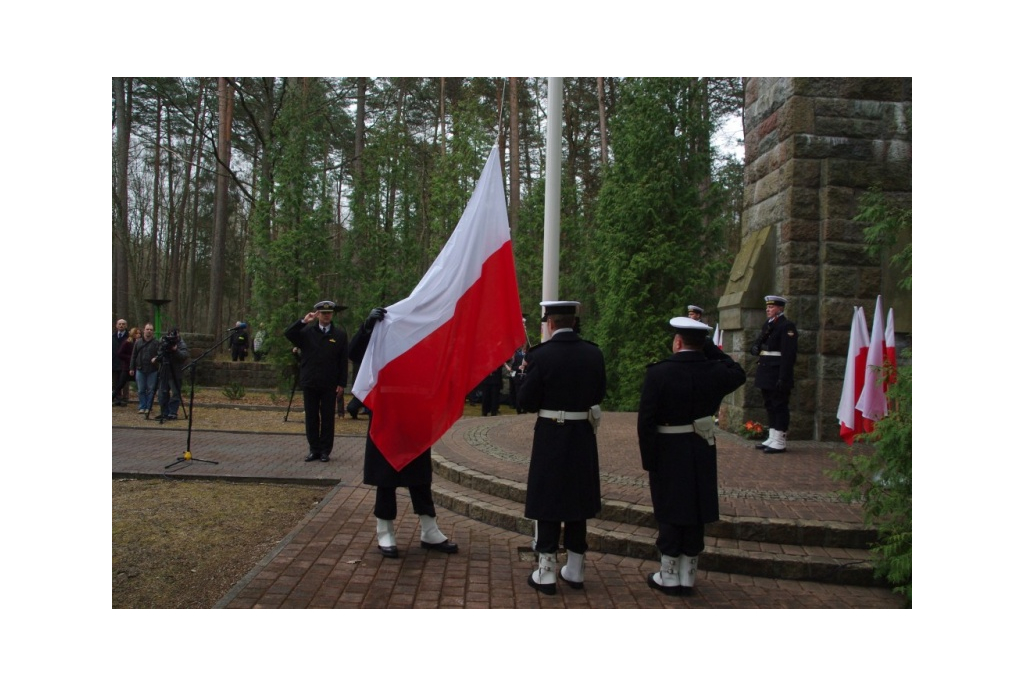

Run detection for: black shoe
[[304, 452, 320, 462], [378, 545, 399, 558], [528, 573, 556, 595], [762, 446, 787, 454], [348, 411, 359, 420], [559, 569, 584, 590], [421, 539, 459, 554], [319, 453, 330, 462], [754, 443, 768, 450], [647, 573, 683, 596], [164, 415, 177, 420]]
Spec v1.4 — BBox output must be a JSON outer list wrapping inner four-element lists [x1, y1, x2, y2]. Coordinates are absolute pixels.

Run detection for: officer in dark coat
[[517, 301, 606, 594], [284, 300, 348, 463], [348, 307, 458, 559], [638, 316, 746, 595], [749, 295, 798, 453]]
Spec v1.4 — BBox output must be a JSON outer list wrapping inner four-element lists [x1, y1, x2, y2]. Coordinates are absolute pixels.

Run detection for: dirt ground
[[112, 388, 481, 609]]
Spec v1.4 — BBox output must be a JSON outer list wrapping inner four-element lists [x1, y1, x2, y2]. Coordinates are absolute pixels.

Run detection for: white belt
[[759, 351, 781, 357], [538, 409, 590, 423], [656, 424, 695, 434]]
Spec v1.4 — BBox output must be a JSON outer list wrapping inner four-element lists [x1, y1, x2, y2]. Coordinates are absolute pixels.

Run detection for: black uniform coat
[[749, 314, 798, 390], [284, 319, 349, 390], [348, 322, 433, 488], [637, 350, 746, 525], [517, 330, 606, 522]]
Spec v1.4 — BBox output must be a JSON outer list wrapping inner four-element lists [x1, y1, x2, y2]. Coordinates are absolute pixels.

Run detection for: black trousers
[[761, 387, 791, 432], [656, 522, 705, 557], [535, 520, 588, 555], [374, 484, 436, 520], [302, 385, 337, 456]]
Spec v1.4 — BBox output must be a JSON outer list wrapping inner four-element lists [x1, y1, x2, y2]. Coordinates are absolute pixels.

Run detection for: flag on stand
[[856, 295, 889, 431], [884, 307, 897, 390], [837, 307, 870, 444], [712, 323, 723, 349], [351, 146, 525, 471]]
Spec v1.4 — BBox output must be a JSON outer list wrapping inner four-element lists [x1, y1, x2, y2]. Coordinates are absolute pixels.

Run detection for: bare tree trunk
[[112, 77, 131, 322], [439, 77, 446, 156], [150, 94, 162, 301], [208, 77, 234, 335], [509, 77, 521, 231], [597, 77, 609, 167]]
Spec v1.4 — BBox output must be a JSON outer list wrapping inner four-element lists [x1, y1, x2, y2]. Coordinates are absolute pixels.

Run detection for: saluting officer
[[517, 301, 606, 595], [749, 295, 798, 453], [284, 300, 348, 463], [638, 316, 746, 595]]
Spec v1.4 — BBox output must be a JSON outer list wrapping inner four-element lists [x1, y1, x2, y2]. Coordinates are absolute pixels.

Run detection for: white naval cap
[[669, 316, 712, 332]]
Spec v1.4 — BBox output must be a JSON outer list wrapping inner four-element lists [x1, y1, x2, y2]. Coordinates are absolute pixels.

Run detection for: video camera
[[158, 329, 180, 359]]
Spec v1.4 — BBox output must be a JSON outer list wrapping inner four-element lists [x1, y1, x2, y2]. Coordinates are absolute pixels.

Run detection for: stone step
[[430, 465, 883, 588], [431, 452, 876, 549]]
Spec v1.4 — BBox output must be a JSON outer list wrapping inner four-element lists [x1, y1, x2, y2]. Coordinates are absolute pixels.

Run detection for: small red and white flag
[[883, 307, 897, 390], [837, 307, 870, 444], [856, 295, 889, 431], [352, 146, 525, 471]]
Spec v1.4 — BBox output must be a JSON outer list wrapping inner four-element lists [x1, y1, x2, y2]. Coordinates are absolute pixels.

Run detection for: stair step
[[431, 453, 876, 549], [430, 478, 883, 588]]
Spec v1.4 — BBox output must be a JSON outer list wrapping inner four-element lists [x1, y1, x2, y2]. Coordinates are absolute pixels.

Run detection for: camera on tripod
[[158, 329, 180, 360]]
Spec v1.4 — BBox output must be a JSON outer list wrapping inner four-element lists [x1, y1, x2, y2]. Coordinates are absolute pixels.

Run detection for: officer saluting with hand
[[638, 316, 746, 596], [749, 295, 798, 454], [284, 300, 348, 463]]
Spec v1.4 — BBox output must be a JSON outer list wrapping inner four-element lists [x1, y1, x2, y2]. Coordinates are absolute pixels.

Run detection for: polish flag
[[837, 307, 870, 444], [352, 146, 525, 471], [712, 324, 723, 349], [883, 307, 897, 390], [856, 295, 888, 431]]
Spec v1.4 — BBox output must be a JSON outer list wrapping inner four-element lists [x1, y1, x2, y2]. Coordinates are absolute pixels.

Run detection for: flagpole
[[541, 77, 563, 342]]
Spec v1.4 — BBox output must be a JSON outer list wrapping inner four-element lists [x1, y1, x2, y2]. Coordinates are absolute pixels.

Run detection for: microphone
[[226, 325, 243, 332]]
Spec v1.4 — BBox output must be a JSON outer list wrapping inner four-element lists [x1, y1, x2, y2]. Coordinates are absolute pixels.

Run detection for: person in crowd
[[230, 321, 250, 361], [517, 301, 606, 594], [505, 342, 528, 413], [112, 326, 139, 406], [112, 319, 129, 405], [284, 300, 348, 463], [349, 306, 459, 559], [480, 365, 503, 416], [749, 295, 798, 454], [130, 323, 160, 415], [155, 328, 189, 420], [638, 316, 746, 596], [252, 324, 268, 362]]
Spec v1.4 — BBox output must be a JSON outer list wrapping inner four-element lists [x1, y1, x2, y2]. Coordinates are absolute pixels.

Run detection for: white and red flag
[[712, 323, 723, 349], [856, 295, 889, 431], [352, 146, 525, 471], [884, 307, 897, 390], [837, 307, 870, 444]]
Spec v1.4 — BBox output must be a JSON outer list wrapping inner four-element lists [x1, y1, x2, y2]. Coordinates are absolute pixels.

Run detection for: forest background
[[111, 77, 745, 409]]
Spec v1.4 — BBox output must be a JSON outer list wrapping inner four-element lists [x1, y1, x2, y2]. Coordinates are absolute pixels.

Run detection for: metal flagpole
[[541, 77, 563, 343]]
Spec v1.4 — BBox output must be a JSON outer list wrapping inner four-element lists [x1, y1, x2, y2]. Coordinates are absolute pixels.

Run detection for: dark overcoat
[[348, 322, 433, 488], [284, 319, 349, 390], [637, 350, 746, 525], [517, 330, 606, 522], [749, 314, 798, 390]]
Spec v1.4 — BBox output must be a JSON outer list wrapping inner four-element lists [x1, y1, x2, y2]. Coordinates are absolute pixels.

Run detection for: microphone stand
[[164, 329, 237, 470]]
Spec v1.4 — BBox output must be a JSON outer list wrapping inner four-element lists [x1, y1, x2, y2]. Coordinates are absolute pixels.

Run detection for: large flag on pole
[[856, 295, 889, 431], [351, 146, 525, 472], [837, 307, 870, 444]]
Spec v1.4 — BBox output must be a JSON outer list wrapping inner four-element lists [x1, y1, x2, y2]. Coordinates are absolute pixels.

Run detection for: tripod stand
[[164, 330, 234, 470]]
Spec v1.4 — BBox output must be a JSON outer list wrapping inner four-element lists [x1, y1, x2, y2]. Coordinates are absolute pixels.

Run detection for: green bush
[[222, 382, 247, 401], [829, 353, 912, 606]]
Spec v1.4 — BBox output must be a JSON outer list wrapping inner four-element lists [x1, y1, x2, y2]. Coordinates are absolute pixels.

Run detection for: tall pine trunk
[[208, 77, 234, 334]]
